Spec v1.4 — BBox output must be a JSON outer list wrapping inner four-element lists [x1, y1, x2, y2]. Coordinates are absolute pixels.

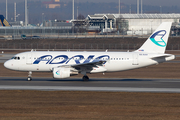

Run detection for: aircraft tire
[[83, 76, 89, 81], [27, 77, 32, 81]]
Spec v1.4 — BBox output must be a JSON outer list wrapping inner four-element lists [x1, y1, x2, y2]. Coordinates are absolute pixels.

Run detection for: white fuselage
[[4, 51, 175, 73]]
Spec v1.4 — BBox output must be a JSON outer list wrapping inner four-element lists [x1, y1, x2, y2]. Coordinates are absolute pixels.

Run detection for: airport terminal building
[[88, 13, 180, 35], [1, 13, 180, 39]]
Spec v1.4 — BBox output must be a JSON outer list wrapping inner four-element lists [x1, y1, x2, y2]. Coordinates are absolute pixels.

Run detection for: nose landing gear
[[27, 71, 32, 81]]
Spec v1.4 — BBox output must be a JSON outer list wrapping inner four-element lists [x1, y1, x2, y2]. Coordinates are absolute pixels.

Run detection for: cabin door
[[132, 53, 139, 65]]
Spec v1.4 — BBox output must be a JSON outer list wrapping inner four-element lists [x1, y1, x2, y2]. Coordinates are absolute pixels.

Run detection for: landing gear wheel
[[27, 77, 32, 81], [27, 71, 32, 81], [83, 76, 89, 81]]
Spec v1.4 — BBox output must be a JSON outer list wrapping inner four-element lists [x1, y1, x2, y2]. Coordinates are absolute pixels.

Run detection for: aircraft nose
[[4, 61, 10, 69]]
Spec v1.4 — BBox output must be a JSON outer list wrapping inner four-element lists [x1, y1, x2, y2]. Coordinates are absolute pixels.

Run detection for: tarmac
[[0, 77, 180, 93]]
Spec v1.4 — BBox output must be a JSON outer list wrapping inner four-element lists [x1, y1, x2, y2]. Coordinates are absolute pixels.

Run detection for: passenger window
[[18, 57, 20, 60]]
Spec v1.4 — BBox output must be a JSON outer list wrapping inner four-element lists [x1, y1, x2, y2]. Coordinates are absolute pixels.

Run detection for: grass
[[0, 91, 180, 120]]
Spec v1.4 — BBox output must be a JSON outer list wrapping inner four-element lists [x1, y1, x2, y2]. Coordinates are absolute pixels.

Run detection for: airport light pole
[[15, 14, 20, 21], [72, 0, 74, 20], [42, 13, 44, 26], [141, 0, 143, 14], [6, 0, 8, 20], [72, 0, 74, 33], [129, 4, 131, 14], [160, 6, 162, 13], [25, 0, 28, 26], [119, 0, 120, 14], [137, 0, 139, 14], [14, 2, 16, 22], [16, 14, 20, 22], [77, 6, 79, 19]]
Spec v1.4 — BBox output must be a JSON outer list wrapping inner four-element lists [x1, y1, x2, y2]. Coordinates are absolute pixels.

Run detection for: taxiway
[[0, 77, 180, 93]]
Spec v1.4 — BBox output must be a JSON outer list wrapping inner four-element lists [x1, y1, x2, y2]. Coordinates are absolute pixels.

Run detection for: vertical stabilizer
[[136, 22, 172, 53], [0, 15, 11, 27]]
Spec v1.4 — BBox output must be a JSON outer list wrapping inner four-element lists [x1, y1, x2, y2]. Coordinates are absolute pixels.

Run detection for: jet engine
[[53, 67, 78, 79]]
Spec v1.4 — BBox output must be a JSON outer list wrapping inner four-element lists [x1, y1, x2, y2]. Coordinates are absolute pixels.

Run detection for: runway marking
[[1, 85, 180, 93]]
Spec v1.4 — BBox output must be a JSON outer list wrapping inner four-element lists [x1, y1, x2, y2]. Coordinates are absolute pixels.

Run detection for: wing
[[71, 60, 106, 69], [54, 59, 107, 72]]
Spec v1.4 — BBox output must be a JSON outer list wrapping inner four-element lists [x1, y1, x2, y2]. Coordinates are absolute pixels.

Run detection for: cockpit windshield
[[11, 56, 20, 60]]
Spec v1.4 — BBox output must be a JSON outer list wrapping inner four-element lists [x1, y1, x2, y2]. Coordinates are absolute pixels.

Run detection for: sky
[[1, 0, 180, 7], [75, 0, 179, 5], [53, 0, 179, 7]]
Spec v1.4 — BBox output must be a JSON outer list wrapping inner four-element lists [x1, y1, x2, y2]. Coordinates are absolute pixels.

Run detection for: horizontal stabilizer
[[150, 54, 173, 59]]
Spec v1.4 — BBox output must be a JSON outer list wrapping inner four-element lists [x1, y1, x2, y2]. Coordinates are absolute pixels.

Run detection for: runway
[[0, 77, 180, 93]]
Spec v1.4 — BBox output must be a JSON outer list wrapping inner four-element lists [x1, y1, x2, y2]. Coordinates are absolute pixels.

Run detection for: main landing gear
[[27, 71, 32, 81], [81, 71, 89, 81], [82, 75, 89, 81]]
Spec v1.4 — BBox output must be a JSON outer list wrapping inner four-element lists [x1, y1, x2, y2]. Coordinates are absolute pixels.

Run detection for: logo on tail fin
[[0, 15, 11, 27], [150, 30, 166, 47]]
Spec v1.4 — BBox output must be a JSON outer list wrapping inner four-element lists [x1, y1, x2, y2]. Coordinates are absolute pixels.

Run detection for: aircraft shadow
[[0, 77, 153, 82], [0, 77, 154, 82]]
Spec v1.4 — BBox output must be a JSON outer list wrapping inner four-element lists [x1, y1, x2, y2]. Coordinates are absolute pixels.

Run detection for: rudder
[[0, 15, 11, 27], [136, 22, 172, 53]]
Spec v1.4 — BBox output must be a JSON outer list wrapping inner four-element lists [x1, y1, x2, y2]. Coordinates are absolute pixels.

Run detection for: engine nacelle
[[53, 67, 71, 79]]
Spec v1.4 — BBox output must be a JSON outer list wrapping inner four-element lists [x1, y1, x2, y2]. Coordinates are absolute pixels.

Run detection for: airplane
[[4, 22, 175, 81], [0, 15, 11, 27]]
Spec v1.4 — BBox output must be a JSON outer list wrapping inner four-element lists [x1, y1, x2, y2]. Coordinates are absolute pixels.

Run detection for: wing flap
[[53, 60, 107, 70], [71, 60, 106, 68]]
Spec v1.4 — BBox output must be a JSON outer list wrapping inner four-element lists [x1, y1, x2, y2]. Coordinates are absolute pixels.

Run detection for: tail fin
[[0, 15, 11, 27], [136, 22, 172, 53]]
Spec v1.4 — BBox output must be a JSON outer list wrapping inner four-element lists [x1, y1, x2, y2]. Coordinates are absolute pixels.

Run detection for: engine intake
[[53, 67, 78, 79]]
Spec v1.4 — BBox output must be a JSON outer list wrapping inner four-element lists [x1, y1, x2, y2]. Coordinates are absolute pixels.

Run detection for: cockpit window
[[11, 56, 20, 60]]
